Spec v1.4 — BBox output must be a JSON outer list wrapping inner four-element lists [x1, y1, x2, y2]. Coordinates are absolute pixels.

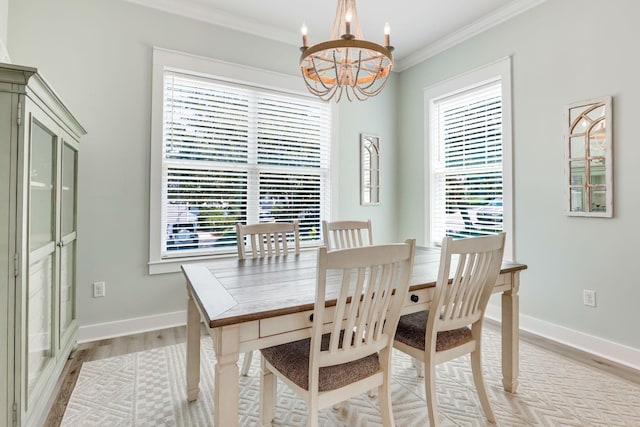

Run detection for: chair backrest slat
[[236, 221, 300, 259], [431, 233, 506, 334], [310, 240, 416, 376], [322, 219, 373, 250]]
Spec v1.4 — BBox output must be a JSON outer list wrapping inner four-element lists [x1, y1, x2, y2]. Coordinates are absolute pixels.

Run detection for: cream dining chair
[[236, 220, 300, 376], [393, 232, 506, 426], [322, 219, 372, 250], [322, 218, 375, 400], [260, 239, 416, 427]]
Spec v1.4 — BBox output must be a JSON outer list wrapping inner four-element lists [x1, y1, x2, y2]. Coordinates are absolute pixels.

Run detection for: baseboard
[[485, 304, 640, 372], [79, 306, 640, 373], [77, 310, 187, 343]]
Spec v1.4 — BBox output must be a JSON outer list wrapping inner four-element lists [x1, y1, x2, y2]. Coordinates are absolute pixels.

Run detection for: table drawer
[[260, 306, 340, 338]]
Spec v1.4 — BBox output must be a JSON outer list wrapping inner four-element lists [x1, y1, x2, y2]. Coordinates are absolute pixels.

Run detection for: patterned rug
[[61, 327, 640, 426]]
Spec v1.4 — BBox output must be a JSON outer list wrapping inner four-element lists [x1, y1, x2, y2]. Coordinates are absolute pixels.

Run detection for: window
[[426, 58, 513, 259], [150, 49, 331, 273]]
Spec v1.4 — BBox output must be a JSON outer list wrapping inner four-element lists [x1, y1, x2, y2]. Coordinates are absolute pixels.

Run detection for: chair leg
[[378, 350, 396, 427], [241, 351, 253, 376], [260, 358, 276, 427], [471, 348, 496, 423], [307, 405, 319, 427], [425, 362, 439, 427], [378, 381, 396, 427], [412, 357, 425, 378]]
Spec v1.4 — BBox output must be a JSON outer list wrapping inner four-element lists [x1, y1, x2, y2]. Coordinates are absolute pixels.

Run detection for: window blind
[[430, 81, 503, 243], [162, 72, 330, 257]]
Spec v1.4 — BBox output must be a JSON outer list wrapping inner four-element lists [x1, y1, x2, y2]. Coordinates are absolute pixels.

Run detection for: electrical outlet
[[583, 289, 596, 307], [93, 281, 106, 298]]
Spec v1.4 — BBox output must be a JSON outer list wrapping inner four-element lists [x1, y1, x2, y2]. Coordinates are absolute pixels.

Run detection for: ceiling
[[125, 0, 545, 71]]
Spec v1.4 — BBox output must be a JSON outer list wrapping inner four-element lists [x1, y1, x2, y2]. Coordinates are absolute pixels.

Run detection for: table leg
[[501, 272, 520, 393], [213, 325, 240, 427], [186, 288, 201, 401]]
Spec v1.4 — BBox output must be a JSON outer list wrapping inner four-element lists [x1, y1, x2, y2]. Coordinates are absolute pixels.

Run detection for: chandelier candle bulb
[[301, 23, 308, 48], [384, 22, 390, 47], [345, 9, 352, 36]]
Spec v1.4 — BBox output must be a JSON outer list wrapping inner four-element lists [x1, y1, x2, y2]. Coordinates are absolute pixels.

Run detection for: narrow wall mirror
[[360, 134, 380, 205], [565, 96, 612, 217]]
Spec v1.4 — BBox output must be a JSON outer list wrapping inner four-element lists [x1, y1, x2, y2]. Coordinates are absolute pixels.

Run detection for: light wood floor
[[44, 326, 189, 427], [44, 322, 640, 427]]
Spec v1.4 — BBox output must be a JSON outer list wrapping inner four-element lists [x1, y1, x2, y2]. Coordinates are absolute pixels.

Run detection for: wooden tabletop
[[182, 246, 527, 329]]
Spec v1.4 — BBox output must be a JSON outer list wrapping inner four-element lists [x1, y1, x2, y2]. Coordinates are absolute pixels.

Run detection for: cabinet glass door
[[60, 143, 77, 337], [27, 120, 56, 396]]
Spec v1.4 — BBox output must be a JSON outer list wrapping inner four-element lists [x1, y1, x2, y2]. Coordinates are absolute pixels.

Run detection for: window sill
[[148, 253, 238, 275], [148, 245, 321, 275]]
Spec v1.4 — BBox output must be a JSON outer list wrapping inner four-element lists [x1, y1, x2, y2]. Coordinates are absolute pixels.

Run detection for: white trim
[[0, 38, 10, 63], [424, 57, 514, 260], [124, 0, 297, 47], [396, 0, 547, 71], [485, 304, 640, 372], [77, 310, 187, 343]]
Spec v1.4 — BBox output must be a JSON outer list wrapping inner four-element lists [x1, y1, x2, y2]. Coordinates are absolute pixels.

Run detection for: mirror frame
[[564, 96, 613, 217], [360, 133, 380, 205]]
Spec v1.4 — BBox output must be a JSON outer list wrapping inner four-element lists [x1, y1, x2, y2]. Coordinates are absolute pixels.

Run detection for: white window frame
[[424, 57, 514, 260], [149, 48, 336, 274]]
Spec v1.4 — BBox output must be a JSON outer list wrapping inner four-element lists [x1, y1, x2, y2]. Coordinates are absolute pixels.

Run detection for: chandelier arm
[[332, 48, 343, 88], [309, 55, 334, 93], [358, 55, 385, 92], [358, 72, 391, 98], [352, 49, 363, 88], [310, 56, 334, 91]]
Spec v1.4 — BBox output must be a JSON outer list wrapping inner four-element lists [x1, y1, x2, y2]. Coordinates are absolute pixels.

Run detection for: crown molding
[[123, 0, 547, 73], [395, 0, 548, 71], [123, 0, 298, 46]]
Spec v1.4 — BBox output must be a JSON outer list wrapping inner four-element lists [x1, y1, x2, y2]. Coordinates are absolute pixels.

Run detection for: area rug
[[61, 327, 640, 426]]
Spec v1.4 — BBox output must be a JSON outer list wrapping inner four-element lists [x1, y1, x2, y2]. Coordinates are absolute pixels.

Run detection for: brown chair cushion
[[394, 310, 472, 352], [261, 333, 380, 392]]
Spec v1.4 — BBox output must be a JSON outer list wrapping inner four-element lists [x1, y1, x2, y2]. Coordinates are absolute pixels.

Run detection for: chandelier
[[299, 0, 394, 102]]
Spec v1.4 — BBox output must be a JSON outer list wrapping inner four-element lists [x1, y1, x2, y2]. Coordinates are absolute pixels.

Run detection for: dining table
[[182, 245, 527, 427]]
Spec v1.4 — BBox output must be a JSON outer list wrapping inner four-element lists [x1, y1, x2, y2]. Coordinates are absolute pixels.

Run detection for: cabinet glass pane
[[28, 254, 53, 394], [60, 241, 75, 336], [61, 144, 77, 236], [30, 121, 56, 249]]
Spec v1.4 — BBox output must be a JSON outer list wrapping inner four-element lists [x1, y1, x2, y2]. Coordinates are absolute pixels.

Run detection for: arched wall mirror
[[565, 96, 612, 217], [360, 133, 380, 205]]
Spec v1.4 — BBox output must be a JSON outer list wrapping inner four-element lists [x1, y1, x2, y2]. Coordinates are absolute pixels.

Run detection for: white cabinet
[[0, 63, 86, 427]]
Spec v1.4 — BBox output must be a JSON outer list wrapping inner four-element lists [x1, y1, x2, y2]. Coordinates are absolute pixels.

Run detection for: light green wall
[[397, 0, 640, 349], [334, 75, 400, 244], [6, 0, 317, 326], [8, 0, 639, 351], [0, 0, 8, 61]]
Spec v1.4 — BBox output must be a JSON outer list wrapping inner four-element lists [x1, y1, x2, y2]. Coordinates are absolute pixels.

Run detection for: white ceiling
[[125, 0, 546, 70]]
